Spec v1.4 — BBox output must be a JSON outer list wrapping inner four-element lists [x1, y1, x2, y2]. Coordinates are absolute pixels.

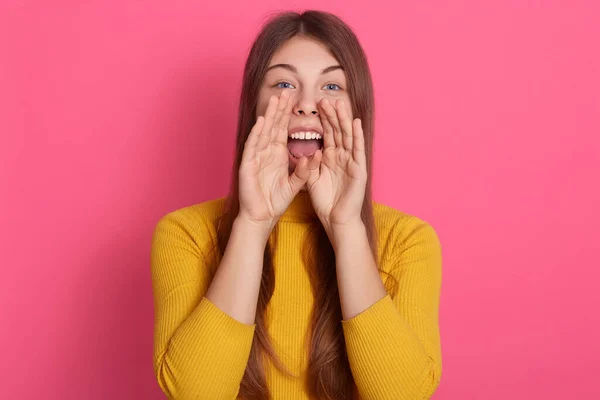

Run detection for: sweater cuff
[[341, 293, 396, 333], [341, 293, 423, 352], [198, 295, 257, 336]]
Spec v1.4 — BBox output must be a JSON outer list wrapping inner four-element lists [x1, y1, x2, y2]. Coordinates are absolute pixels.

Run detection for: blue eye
[[275, 82, 295, 89], [324, 84, 341, 91]]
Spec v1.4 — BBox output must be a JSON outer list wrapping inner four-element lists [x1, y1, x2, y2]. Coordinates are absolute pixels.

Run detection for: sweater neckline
[[279, 191, 318, 222]]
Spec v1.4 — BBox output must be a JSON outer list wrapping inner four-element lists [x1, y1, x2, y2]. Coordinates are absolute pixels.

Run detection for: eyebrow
[[266, 63, 344, 74]]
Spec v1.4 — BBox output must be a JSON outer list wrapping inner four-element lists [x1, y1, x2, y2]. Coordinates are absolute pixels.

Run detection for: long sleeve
[[341, 217, 443, 399], [150, 210, 256, 399]]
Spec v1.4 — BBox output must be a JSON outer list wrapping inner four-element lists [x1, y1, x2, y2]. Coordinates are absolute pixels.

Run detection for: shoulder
[[372, 200, 442, 261], [152, 197, 228, 258], [155, 197, 227, 227]]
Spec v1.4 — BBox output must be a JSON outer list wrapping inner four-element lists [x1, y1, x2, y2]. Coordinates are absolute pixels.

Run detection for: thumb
[[288, 156, 309, 194], [306, 149, 322, 187]]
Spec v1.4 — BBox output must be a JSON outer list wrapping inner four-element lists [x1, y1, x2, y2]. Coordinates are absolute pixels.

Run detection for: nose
[[297, 109, 318, 115], [292, 91, 321, 116]]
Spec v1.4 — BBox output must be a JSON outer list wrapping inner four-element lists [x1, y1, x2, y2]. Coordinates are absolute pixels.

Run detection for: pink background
[[1, 1, 598, 399]]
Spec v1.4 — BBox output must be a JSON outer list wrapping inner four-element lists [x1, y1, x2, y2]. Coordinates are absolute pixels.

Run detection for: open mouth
[[287, 138, 324, 159], [287, 135, 324, 159]]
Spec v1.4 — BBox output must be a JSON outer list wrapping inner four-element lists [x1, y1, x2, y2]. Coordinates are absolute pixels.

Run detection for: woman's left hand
[[306, 98, 368, 233]]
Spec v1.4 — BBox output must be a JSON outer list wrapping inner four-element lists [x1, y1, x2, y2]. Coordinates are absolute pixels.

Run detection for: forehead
[[268, 36, 340, 72]]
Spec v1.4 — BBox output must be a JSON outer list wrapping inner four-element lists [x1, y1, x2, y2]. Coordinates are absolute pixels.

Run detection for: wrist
[[323, 218, 366, 249], [234, 215, 275, 241]]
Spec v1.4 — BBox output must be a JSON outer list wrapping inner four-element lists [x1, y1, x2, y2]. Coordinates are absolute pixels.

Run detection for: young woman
[[151, 10, 442, 400]]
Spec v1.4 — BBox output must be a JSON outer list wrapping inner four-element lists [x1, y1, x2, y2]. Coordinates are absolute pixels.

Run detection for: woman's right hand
[[238, 89, 319, 228]]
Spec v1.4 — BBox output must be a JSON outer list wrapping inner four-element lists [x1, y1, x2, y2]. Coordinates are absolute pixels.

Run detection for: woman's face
[[256, 36, 353, 190]]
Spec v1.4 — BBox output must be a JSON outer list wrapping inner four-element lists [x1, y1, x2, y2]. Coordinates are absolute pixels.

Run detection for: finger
[[318, 99, 335, 150], [241, 116, 265, 163], [257, 95, 279, 151], [276, 90, 295, 144], [336, 100, 353, 152], [353, 118, 367, 166], [270, 89, 291, 143], [322, 98, 343, 148]]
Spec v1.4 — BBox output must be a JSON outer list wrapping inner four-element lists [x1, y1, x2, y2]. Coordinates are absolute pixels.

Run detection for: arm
[[205, 216, 271, 324], [151, 212, 270, 400], [329, 217, 443, 400], [307, 96, 442, 399], [151, 89, 312, 399]]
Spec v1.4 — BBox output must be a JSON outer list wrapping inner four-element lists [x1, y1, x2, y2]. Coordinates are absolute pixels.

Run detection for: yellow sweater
[[150, 191, 442, 399]]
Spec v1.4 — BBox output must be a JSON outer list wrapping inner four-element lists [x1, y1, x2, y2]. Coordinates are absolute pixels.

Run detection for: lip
[[288, 125, 323, 135]]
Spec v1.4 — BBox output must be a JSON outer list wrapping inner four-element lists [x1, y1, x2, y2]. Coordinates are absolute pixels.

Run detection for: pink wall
[[1, 1, 598, 398]]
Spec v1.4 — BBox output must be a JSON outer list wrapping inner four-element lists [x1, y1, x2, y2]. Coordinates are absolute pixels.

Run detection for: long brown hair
[[207, 10, 398, 400]]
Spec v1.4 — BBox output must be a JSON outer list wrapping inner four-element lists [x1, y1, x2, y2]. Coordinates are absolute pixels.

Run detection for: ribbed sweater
[[150, 191, 443, 399]]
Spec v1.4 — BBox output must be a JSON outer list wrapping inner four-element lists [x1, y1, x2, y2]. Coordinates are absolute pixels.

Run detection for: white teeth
[[288, 131, 323, 140]]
